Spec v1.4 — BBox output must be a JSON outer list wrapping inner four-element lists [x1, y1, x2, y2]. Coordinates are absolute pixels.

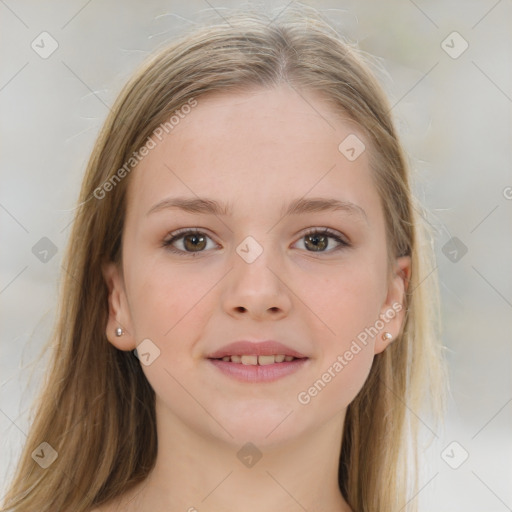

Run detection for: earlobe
[[101, 261, 136, 351]]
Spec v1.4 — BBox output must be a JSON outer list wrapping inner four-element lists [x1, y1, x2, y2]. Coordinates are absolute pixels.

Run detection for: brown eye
[[182, 233, 207, 252], [295, 228, 349, 253], [304, 233, 328, 251], [163, 229, 215, 255], [163, 227, 350, 256]]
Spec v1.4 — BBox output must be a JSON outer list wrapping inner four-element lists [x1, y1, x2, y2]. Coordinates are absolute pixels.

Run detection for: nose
[[222, 243, 292, 321]]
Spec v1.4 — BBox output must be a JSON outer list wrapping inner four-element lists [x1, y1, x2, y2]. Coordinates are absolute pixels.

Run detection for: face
[[103, 85, 410, 447]]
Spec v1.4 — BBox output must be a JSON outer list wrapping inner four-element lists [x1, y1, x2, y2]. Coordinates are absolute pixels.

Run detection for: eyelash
[[162, 227, 350, 256]]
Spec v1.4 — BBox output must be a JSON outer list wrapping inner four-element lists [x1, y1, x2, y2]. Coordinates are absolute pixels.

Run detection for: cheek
[[124, 260, 214, 419], [296, 343, 374, 418], [301, 256, 387, 345], [126, 256, 213, 341]]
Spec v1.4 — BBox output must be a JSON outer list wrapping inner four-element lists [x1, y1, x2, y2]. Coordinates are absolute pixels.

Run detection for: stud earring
[[115, 327, 123, 337], [382, 332, 393, 342]]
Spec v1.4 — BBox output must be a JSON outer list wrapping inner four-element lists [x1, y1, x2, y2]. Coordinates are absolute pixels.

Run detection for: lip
[[206, 340, 307, 359], [206, 340, 309, 383], [208, 358, 309, 383]]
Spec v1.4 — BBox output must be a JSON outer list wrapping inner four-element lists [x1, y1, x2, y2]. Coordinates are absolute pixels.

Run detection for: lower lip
[[208, 358, 309, 382]]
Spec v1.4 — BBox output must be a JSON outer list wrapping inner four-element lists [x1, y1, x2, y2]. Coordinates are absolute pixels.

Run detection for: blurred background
[[1, 0, 511, 510]]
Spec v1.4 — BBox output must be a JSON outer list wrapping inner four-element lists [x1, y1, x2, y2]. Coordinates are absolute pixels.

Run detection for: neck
[[121, 397, 353, 512]]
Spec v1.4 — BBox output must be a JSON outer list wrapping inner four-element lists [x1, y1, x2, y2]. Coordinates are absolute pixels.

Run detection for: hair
[[2, 3, 448, 512]]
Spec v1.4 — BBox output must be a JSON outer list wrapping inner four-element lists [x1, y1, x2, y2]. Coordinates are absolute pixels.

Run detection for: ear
[[102, 261, 136, 351], [374, 255, 411, 355]]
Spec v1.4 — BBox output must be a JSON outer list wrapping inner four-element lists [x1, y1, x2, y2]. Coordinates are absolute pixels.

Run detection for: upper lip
[[207, 340, 308, 359]]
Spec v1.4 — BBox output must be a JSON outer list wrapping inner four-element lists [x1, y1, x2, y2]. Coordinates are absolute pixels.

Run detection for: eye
[[162, 228, 218, 255], [293, 227, 350, 253], [163, 227, 350, 256]]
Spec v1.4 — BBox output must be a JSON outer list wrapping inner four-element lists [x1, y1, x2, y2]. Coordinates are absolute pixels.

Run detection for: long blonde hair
[[1, 4, 447, 511]]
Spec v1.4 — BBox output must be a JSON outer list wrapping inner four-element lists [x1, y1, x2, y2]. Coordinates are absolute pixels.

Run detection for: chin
[[209, 400, 308, 447]]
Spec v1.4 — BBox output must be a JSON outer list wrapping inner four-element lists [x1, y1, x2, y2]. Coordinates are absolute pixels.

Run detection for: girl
[[1, 4, 447, 511]]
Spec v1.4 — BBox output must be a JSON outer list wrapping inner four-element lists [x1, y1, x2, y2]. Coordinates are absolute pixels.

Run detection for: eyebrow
[[146, 196, 368, 223]]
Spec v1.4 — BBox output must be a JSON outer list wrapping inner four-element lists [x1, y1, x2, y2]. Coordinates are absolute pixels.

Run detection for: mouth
[[210, 354, 303, 365], [206, 339, 307, 360], [206, 340, 309, 382]]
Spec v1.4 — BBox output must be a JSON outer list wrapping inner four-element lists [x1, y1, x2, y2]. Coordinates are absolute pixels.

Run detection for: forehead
[[125, 85, 381, 224]]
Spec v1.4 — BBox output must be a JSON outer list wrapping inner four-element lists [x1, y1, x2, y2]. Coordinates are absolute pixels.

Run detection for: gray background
[[1, 1, 511, 510]]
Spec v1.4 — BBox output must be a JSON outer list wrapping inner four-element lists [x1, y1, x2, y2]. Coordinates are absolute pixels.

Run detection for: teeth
[[218, 354, 294, 365], [258, 355, 275, 365]]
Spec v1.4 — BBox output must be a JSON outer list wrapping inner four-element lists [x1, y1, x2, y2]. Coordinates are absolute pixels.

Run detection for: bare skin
[[98, 84, 410, 511]]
